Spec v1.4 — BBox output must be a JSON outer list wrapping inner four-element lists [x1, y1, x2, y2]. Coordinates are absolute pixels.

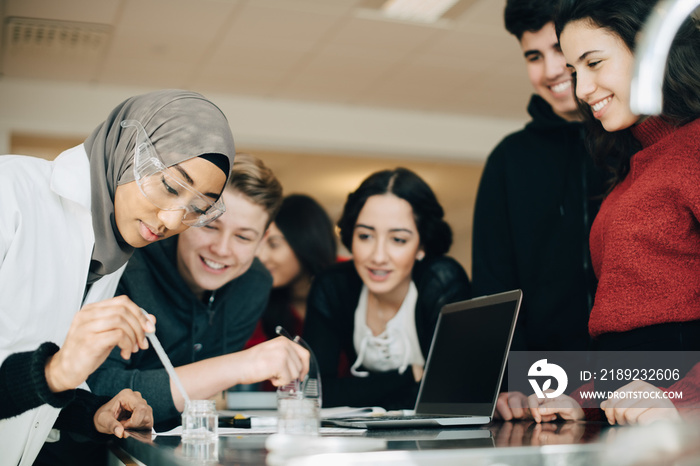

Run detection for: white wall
[[0, 78, 525, 162]]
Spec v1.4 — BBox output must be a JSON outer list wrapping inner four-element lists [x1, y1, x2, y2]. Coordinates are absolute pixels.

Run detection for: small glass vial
[[276, 383, 320, 436], [182, 400, 218, 442]]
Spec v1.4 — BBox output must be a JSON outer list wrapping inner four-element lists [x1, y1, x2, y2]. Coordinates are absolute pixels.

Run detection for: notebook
[[325, 289, 522, 429]]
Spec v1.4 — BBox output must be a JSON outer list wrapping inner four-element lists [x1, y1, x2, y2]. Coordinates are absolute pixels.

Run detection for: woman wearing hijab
[[0, 90, 243, 465]]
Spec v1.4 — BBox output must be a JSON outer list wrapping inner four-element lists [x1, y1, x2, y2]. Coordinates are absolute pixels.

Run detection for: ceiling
[[0, 0, 532, 121], [1, 0, 536, 273]]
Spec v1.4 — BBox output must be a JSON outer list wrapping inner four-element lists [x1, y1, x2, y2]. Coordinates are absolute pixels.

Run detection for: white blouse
[[351, 282, 425, 377]]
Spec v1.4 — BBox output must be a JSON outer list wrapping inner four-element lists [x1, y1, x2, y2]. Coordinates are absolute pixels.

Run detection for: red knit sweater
[[588, 116, 700, 338]]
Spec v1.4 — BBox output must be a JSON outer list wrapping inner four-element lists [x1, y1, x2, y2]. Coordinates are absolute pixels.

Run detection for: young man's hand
[[236, 336, 310, 386]]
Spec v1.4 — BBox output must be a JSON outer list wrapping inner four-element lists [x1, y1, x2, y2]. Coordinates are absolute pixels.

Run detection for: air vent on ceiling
[[3, 16, 111, 58], [1, 17, 111, 79]]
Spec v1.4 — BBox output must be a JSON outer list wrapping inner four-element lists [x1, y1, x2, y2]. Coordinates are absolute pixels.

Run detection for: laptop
[[325, 289, 522, 429]]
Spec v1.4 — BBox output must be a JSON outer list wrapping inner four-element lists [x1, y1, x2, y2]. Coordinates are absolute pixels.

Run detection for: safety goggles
[[120, 119, 226, 227]]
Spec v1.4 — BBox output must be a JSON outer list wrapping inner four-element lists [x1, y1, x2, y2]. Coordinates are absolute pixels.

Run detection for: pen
[[275, 325, 300, 343], [275, 326, 301, 393]]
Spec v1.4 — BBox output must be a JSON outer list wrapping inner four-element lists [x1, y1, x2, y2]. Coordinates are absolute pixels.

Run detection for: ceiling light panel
[[381, 0, 460, 23]]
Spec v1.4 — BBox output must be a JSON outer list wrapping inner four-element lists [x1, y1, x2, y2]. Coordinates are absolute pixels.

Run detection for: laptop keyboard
[[335, 414, 465, 422]]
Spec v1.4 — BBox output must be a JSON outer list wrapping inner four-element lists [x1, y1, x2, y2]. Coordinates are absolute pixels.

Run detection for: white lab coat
[[0, 145, 125, 466]]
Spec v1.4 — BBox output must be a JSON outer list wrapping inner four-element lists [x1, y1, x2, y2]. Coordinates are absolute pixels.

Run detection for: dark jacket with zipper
[[87, 236, 271, 425], [303, 256, 471, 410], [472, 94, 607, 352]]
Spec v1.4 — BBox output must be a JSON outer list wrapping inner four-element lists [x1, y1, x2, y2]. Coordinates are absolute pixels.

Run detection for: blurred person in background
[[248, 194, 338, 345]]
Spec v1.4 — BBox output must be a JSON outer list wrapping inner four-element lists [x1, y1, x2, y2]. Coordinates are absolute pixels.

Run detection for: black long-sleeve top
[[0, 342, 108, 439], [303, 256, 472, 409], [472, 94, 607, 352]]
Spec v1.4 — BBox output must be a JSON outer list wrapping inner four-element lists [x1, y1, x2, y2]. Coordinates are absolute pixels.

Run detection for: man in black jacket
[[471, 0, 606, 415]]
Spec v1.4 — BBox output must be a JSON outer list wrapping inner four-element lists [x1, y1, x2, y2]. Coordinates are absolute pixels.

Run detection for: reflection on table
[[114, 419, 700, 466]]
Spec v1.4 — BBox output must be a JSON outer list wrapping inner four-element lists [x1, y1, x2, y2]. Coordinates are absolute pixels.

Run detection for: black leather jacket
[[303, 256, 471, 409]]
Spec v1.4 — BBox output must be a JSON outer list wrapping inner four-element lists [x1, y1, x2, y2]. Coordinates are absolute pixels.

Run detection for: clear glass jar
[[276, 384, 320, 436], [181, 399, 218, 442]]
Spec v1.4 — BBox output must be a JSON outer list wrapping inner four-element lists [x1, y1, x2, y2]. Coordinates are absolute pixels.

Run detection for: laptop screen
[[415, 290, 521, 416]]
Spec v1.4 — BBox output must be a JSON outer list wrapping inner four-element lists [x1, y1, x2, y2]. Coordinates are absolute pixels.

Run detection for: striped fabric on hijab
[[83, 89, 236, 283]]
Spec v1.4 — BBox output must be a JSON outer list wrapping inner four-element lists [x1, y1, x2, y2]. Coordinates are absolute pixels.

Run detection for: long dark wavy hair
[[261, 194, 336, 337], [554, 0, 700, 189], [337, 167, 452, 257]]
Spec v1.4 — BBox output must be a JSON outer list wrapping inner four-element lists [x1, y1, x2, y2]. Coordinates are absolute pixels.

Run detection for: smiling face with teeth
[[560, 19, 639, 132], [519, 22, 580, 122], [176, 189, 269, 299], [351, 194, 425, 306]]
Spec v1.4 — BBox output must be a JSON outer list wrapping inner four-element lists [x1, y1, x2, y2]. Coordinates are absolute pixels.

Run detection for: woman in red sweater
[[526, 0, 700, 425]]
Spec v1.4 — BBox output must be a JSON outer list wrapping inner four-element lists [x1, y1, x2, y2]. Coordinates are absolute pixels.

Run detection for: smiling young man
[[87, 154, 310, 428], [472, 0, 606, 354]]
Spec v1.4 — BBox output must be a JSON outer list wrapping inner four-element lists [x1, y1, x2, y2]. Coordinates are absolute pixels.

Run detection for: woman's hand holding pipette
[[45, 295, 156, 392]]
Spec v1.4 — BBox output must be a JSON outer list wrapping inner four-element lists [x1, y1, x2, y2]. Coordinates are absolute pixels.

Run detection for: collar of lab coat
[[50, 144, 91, 210]]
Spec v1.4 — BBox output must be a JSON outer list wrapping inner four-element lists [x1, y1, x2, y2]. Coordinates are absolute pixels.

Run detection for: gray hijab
[[83, 89, 236, 283]]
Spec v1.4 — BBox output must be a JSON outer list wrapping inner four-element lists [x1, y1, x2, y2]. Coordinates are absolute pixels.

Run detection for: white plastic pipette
[[140, 308, 191, 405]]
